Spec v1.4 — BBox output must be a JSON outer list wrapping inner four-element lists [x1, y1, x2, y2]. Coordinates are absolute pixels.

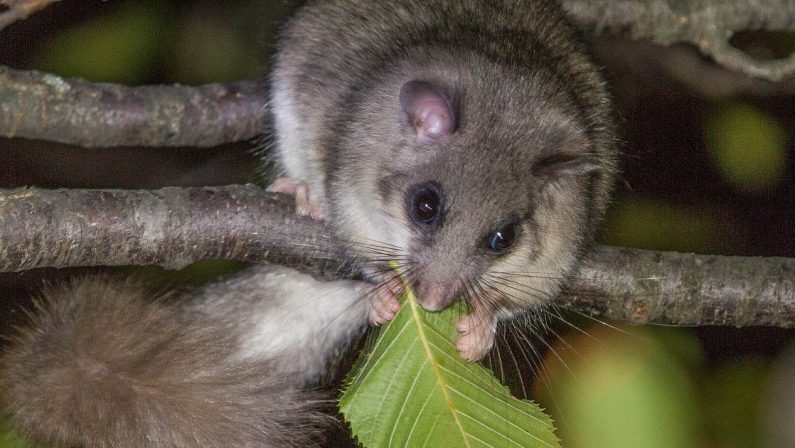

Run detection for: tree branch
[[562, 0, 795, 81], [1, 186, 792, 328], [0, 185, 339, 271], [562, 246, 794, 327], [0, 66, 269, 147]]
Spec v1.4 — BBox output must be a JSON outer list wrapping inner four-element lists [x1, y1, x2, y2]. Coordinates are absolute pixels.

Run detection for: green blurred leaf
[[600, 197, 724, 253], [340, 283, 559, 448], [167, 7, 263, 84], [701, 359, 769, 447], [38, 2, 170, 84], [538, 327, 702, 448], [705, 102, 787, 193]]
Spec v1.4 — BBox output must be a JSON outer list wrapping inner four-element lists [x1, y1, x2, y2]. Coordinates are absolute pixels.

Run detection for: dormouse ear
[[533, 132, 601, 179], [534, 152, 601, 178], [400, 80, 456, 144]]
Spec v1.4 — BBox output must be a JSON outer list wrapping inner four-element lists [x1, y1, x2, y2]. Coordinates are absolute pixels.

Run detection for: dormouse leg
[[455, 303, 497, 362], [268, 177, 327, 220], [268, 177, 403, 327]]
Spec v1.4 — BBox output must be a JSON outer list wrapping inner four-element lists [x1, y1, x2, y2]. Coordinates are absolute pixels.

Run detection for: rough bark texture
[[0, 185, 343, 271], [562, 0, 795, 81], [0, 67, 269, 147], [1, 186, 792, 328], [565, 246, 794, 327]]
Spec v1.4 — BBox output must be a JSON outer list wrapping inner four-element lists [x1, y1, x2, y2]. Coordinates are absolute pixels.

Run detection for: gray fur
[[271, 0, 617, 320], [0, 267, 369, 448]]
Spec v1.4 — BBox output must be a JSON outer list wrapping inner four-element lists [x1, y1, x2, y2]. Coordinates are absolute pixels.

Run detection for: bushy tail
[[0, 270, 367, 448]]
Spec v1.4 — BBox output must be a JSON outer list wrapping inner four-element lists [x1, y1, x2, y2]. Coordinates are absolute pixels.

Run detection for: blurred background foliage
[[0, 1, 793, 447]]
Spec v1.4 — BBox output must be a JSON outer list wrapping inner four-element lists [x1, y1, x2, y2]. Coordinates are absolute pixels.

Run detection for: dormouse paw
[[268, 177, 327, 220], [367, 279, 404, 326], [455, 314, 496, 362]]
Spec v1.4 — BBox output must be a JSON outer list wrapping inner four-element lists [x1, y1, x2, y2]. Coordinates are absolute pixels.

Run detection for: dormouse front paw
[[268, 177, 327, 220], [367, 278, 404, 325], [455, 313, 496, 362]]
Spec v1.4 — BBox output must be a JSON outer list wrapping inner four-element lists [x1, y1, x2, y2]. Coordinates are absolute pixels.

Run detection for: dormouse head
[[328, 57, 607, 315]]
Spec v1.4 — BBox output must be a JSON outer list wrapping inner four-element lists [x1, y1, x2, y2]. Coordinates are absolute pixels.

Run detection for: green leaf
[[339, 282, 559, 448]]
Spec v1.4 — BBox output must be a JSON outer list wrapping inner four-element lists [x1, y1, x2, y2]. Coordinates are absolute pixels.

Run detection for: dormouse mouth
[[413, 276, 464, 312]]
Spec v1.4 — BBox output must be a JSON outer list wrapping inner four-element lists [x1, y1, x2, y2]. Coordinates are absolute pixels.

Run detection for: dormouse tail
[[0, 268, 368, 448]]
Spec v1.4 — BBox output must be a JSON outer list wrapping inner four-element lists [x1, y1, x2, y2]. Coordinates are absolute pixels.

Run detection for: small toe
[[368, 285, 400, 325], [267, 177, 299, 194], [295, 183, 312, 217], [456, 315, 473, 334], [309, 200, 327, 220], [455, 314, 495, 362]]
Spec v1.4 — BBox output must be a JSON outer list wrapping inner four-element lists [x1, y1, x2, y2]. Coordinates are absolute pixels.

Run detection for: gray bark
[[0, 67, 269, 147], [562, 0, 795, 81], [1, 186, 792, 328], [564, 246, 794, 327]]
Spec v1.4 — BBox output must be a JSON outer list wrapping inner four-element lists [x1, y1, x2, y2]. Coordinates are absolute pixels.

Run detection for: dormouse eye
[[488, 223, 517, 251], [409, 183, 442, 225]]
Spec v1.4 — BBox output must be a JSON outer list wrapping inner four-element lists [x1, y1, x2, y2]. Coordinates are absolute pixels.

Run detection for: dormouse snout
[[414, 279, 459, 312]]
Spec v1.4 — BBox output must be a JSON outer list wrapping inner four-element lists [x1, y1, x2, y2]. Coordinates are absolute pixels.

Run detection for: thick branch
[[563, 247, 794, 327], [0, 185, 340, 271], [0, 66, 269, 147], [1, 186, 792, 328]]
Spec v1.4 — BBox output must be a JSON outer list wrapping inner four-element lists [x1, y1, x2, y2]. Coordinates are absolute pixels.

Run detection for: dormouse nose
[[414, 279, 459, 311]]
